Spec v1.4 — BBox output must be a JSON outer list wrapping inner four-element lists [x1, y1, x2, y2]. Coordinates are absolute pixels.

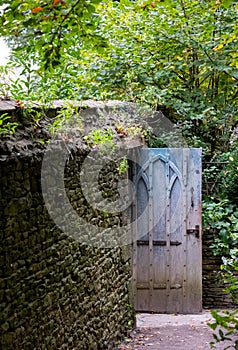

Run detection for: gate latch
[[186, 225, 200, 238]]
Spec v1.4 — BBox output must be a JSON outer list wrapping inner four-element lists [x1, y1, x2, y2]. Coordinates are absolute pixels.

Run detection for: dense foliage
[[1, 0, 238, 155]]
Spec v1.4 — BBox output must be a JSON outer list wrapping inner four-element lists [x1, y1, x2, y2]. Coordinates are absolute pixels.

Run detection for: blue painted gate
[[132, 148, 202, 314]]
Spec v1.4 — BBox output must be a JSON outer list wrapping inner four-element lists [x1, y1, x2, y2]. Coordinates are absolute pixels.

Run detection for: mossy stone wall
[[0, 102, 135, 350]]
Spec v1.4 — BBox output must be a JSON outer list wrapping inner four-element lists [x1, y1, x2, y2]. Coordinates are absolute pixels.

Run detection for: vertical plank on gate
[[184, 148, 202, 313], [152, 245, 167, 313], [165, 152, 171, 313], [152, 152, 167, 312], [167, 149, 184, 313], [135, 165, 150, 311], [182, 149, 188, 312], [136, 245, 150, 310], [148, 152, 153, 311], [132, 158, 138, 311]]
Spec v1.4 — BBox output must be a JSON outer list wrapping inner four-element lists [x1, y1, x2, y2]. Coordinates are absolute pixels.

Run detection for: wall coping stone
[[0, 99, 143, 160]]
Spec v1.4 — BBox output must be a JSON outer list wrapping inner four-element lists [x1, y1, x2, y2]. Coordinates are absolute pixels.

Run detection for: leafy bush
[[222, 142, 238, 205], [204, 200, 238, 348], [221, 249, 238, 304], [203, 199, 238, 256], [203, 147, 238, 349], [208, 309, 238, 349]]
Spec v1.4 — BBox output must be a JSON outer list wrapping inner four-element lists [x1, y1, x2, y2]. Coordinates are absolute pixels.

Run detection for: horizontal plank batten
[[137, 283, 182, 290], [137, 240, 182, 246]]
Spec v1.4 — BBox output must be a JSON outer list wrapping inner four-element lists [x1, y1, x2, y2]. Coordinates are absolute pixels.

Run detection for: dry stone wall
[[0, 102, 135, 350], [202, 228, 238, 309]]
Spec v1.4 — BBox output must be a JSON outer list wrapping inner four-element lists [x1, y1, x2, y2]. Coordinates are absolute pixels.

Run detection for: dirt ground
[[115, 312, 237, 350]]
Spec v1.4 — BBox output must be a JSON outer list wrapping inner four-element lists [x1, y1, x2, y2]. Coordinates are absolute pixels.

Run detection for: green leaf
[[221, 0, 232, 8]]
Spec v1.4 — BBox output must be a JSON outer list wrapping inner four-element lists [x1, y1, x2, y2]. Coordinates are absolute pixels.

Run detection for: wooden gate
[[132, 148, 202, 314]]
